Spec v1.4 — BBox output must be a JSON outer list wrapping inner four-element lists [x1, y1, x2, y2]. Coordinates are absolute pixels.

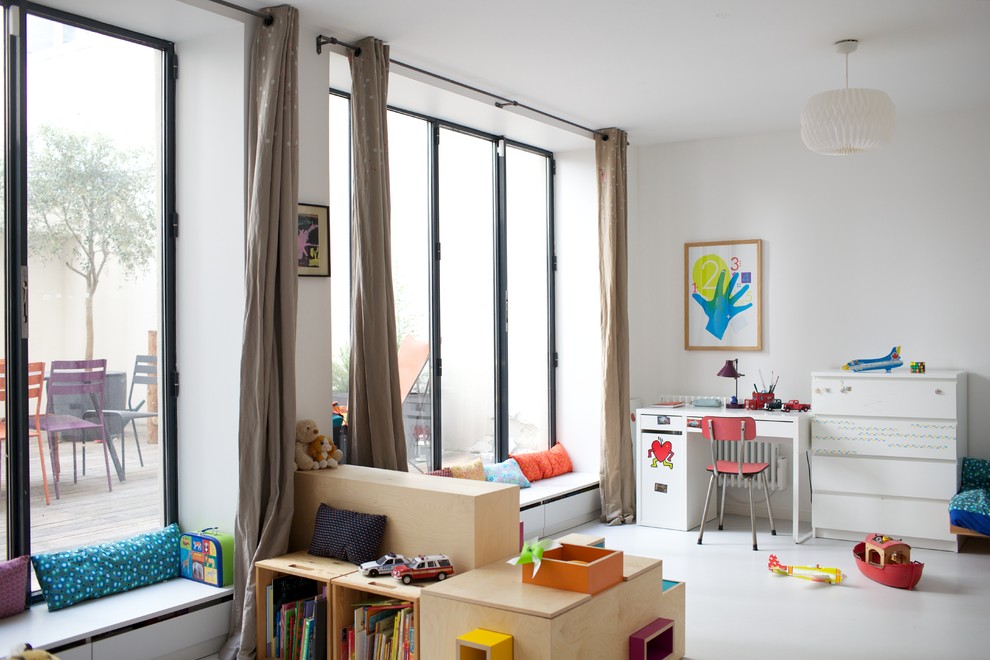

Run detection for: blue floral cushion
[[31, 523, 181, 611], [484, 458, 532, 488]]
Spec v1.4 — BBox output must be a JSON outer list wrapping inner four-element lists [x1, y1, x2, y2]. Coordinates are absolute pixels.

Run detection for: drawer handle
[[935, 388, 944, 395], [840, 385, 852, 393]]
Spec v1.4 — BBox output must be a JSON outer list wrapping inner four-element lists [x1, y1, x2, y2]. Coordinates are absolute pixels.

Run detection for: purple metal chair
[[34, 359, 113, 498]]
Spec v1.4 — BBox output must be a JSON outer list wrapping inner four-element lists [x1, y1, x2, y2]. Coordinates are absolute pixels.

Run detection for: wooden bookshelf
[[254, 551, 357, 660], [330, 571, 423, 660]]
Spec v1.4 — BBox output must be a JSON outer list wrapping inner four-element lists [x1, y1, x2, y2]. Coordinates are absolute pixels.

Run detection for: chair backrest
[[701, 416, 758, 477], [0, 360, 46, 424], [700, 416, 757, 441], [127, 355, 158, 410], [47, 359, 108, 419]]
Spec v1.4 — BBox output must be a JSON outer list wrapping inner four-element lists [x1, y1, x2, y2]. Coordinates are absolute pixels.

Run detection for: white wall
[[628, 108, 990, 517], [554, 147, 602, 475], [175, 24, 246, 534], [295, 25, 334, 432]]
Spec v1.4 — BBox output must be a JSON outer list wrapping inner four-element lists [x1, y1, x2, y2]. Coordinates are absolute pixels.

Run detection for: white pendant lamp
[[801, 39, 896, 155]]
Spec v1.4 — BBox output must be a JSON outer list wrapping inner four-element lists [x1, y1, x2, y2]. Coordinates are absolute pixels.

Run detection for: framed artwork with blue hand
[[685, 239, 762, 350]]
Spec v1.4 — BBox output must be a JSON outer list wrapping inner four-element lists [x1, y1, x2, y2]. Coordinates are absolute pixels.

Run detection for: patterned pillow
[[546, 442, 574, 478], [484, 458, 532, 488], [511, 443, 574, 481], [448, 458, 485, 481], [0, 555, 30, 619], [309, 504, 387, 565], [425, 467, 453, 478], [510, 450, 553, 481], [31, 523, 181, 611]]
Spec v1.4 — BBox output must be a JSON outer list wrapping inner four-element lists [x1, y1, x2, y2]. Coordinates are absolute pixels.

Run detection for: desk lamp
[[718, 359, 745, 409]]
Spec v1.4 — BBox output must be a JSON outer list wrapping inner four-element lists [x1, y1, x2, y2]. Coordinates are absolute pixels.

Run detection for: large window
[[329, 91, 556, 471], [2, 4, 175, 591]]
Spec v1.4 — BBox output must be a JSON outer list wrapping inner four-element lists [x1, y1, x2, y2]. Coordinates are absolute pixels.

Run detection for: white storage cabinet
[[636, 409, 715, 531], [810, 369, 967, 551]]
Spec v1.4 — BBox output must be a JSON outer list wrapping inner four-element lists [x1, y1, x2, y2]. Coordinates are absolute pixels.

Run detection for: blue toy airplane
[[841, 346, 903, 372]]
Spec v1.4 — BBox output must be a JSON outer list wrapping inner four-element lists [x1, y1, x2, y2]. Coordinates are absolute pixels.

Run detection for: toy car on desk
[[360, 552, 410, 577], [763, 399, 783, 411], [781, 400, 811, 412], [391, 554, 454, 584]]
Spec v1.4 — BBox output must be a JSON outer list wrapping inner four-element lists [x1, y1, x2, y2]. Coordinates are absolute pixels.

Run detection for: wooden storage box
[[521, 544, 623, 595]]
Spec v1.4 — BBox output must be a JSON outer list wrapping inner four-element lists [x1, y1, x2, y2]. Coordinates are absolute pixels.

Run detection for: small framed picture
[[297, 203, 329, 277]]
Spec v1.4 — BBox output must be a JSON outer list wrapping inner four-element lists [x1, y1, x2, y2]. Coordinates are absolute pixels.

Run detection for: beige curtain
[[222, 6, 299, 659], [597, 128, 635, 525], [346, 37, 408, 471]]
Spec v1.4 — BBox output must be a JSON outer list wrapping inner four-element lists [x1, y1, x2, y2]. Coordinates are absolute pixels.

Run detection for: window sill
[[0, 578, 232, 655]]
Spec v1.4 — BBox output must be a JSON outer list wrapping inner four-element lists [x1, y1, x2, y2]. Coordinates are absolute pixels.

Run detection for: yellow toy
[[9, 645, 60, 660], [768, 554, 845, 584]]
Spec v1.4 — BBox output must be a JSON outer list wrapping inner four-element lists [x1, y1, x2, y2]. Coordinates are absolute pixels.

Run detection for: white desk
[[636, 405, 812, 543]]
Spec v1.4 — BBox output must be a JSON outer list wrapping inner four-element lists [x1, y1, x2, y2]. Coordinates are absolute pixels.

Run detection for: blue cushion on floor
[[31, 523, 181, 611]]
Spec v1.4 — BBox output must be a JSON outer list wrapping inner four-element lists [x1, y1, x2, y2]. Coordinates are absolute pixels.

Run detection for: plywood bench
[[519, 472, 601, 539], [291, 464, 521, 571]]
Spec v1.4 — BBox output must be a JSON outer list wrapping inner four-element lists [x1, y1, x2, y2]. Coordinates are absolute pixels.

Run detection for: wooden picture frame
[[684, 239, 761, 350], [297, 203, 329, 277]]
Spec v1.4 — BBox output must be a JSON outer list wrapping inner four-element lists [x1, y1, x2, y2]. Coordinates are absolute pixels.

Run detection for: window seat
[[519, 471, 601, 539], [0, 579, 232, 659]]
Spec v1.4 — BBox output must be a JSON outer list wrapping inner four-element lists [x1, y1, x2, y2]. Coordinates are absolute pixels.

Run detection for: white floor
[[559, 516, 990, 660]]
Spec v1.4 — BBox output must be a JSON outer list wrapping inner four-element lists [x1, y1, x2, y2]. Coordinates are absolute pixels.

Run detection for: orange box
[[521, 543, 623, 595]]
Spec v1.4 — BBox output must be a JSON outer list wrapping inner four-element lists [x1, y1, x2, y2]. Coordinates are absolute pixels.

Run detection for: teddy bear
[[295, 419, 343, 470]]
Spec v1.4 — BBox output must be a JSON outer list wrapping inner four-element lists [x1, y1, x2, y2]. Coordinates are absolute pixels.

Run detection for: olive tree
[[27, 125, 156, 359]]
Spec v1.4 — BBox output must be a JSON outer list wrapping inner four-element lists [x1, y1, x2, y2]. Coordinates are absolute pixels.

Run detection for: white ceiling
[[44, 0, 990, 148]]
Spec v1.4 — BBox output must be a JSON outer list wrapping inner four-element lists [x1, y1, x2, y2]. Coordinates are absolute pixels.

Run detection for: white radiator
[[652, 394, 789, 491], [714, 441, 788, 491]]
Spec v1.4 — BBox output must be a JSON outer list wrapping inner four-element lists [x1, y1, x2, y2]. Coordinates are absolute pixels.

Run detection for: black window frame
[[329, 88, 557, 468], [2, 0, 178, 567]]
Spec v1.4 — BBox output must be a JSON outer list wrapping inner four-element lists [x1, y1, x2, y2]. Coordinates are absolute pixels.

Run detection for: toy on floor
[[841, 346, 903, 372], [768, 554, 845, 584], [9, 645, 59, 660], [853, 533, 924, 590]]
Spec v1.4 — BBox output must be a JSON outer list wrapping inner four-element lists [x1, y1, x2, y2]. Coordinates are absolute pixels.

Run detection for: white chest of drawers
[[810, 369, 967, 551]]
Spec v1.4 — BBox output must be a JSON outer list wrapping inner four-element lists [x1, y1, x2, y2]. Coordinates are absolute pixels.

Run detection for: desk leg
[[793, 447, 813, 543]]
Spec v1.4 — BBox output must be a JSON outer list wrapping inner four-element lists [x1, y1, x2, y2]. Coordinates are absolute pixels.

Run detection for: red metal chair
[[0, 360, 51, 504], [33, 359, 113, 498], [696, 416, 776, 551]]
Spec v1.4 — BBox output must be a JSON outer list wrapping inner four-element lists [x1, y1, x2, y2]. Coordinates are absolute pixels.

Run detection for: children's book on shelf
[[265, 574, 328, 659], [348, 598, 415, 660]]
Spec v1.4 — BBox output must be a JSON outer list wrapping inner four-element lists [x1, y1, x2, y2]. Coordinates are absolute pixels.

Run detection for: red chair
[[0, 360, 51, 505], [34, 359, 113, 498], [696, 416, 776, 551]]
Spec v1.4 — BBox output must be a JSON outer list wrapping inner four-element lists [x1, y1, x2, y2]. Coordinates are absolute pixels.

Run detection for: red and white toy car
[[781, 399, 811, 412], [391, 554, 454, 584]]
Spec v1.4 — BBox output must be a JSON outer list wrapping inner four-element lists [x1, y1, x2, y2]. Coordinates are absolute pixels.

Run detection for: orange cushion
[[510, 451, 552, 481], [511, 443, 573, 481], [546, 443, 573, 478]]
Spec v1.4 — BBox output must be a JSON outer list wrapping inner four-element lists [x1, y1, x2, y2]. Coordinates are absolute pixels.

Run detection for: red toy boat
[[853, 533, 924, 590]]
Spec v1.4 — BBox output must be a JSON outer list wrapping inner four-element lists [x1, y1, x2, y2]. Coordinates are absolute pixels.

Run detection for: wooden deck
[[2, 427, 162, 560]]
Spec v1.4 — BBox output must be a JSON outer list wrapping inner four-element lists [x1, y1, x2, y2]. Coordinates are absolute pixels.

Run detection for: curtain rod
[[205, 0, 274, 26], [315, 33, 605, 141]]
